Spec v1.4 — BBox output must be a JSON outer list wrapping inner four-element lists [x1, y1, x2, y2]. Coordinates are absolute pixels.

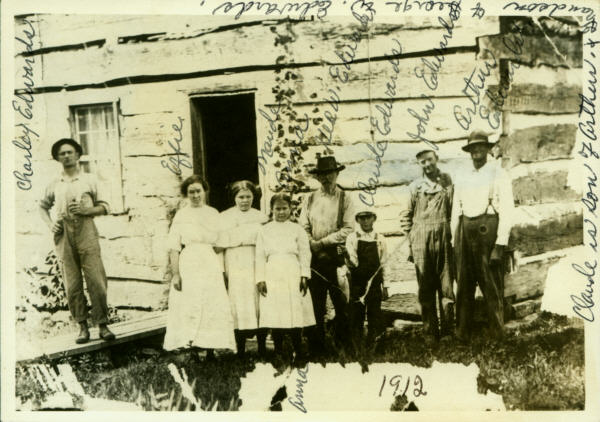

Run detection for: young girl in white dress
[[220, 181, 268, 357], [163, 175, 235, 357], [256, 193, 315, 361]]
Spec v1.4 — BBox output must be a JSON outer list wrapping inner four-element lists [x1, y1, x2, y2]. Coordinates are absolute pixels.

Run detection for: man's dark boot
[[76, 321, 90, 344], [99, 323, 115, 341]]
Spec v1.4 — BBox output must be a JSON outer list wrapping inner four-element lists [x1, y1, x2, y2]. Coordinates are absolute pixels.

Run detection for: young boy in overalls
[[345, 207, 388, 355]]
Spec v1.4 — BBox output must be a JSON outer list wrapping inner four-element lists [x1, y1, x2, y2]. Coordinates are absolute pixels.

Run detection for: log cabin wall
[[14, 13, 583, 313]]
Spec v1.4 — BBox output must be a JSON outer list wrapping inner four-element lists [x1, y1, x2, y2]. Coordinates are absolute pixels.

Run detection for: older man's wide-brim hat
[[51, 138, 83, 160], [462, 131, 495, 152], [308, 155, 346, 174]]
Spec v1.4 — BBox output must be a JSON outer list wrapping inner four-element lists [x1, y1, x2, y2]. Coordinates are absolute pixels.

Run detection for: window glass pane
[[91, 108, 104, 132], [104, 105, 115, 131], [70, 102, 124, 212], [77, 110, 88, 132], [79, 133, 89, 154]]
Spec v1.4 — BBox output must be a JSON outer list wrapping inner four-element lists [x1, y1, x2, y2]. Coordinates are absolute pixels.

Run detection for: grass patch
[[16, 312, 584, 411]]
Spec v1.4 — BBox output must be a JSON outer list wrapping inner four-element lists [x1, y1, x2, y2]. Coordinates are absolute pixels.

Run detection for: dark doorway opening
[[190, 93, 259, 212]]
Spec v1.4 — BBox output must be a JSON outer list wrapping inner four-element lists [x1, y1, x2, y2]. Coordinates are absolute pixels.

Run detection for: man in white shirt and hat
[[451, 131, 515, 341]]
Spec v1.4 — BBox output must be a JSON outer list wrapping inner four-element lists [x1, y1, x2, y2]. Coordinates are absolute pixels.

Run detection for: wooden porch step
[[18, 311, 168, 363]]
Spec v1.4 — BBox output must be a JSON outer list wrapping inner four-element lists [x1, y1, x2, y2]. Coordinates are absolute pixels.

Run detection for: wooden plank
[[18, 312, 168, 362], [479, 34, 583, 68], [500, 124, 577, 165]]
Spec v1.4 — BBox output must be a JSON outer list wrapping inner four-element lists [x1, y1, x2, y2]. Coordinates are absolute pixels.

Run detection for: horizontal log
[[121, 156, 183, 197], [504, 257, 560, 303], [15, 234, 55, 271], [337, 156, 472, 190], [501, 124, 577, 165], [120, 112, 193, 157], [286, 97, 500, 146], [478, 34, 583, 68], [512, 169, 580, 206], [303, 140, 469, 165], [19, 15, 269, 56], [501, 83, 582, 114], [381, 293, 421, 322], [23, 14, 498, 53], [509, 62, 581, 86], [505, 112, 578, 134], [107, 280, 169, 311], [293, 51, 498, 102], [99, 237, 164, 280], [500, 16, 582, 38], [28, 16, 498, 89], [510, 212, 583, 256]]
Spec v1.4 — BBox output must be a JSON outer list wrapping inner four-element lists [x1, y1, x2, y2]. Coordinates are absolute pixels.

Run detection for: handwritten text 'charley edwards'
[[13, 18, 39, 191]]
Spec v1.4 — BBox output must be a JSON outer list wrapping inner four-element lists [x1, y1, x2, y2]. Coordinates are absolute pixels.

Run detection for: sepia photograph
[[2, 0, 599, 419]]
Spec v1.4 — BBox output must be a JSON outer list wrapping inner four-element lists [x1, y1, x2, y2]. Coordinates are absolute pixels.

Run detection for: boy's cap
[[355, 208, 377, 221]]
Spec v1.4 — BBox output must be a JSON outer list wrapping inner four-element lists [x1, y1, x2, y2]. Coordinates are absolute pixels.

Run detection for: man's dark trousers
[[455, 214, 504, 340], [307, 247, 350, 356]]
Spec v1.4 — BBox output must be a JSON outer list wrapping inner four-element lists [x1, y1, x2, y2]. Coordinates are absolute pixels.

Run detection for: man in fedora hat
[[299, 155, 355, 357], [450, 131, 514, 341], [39, 138, 115, 344], [399, 149, 455, 344]]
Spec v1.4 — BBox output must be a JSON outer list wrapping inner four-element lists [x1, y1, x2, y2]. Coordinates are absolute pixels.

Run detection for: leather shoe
[[99, 326, 116, 341], [75, 327, 90, 344]]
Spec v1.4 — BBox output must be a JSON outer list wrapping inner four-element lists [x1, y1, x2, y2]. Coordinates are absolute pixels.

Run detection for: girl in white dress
[[163, 175, 235, 356], [220, 181, 268, 357], [256, 193, 315, 360]]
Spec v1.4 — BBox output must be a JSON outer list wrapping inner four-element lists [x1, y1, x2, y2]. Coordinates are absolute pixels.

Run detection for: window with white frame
[[70, 103, 125, 212]]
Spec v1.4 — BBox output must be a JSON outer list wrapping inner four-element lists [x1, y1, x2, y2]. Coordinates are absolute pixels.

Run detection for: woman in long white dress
[[256, 193, 315, 361], [163, 175, 235, 356], [220, 181, 268, 357]]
